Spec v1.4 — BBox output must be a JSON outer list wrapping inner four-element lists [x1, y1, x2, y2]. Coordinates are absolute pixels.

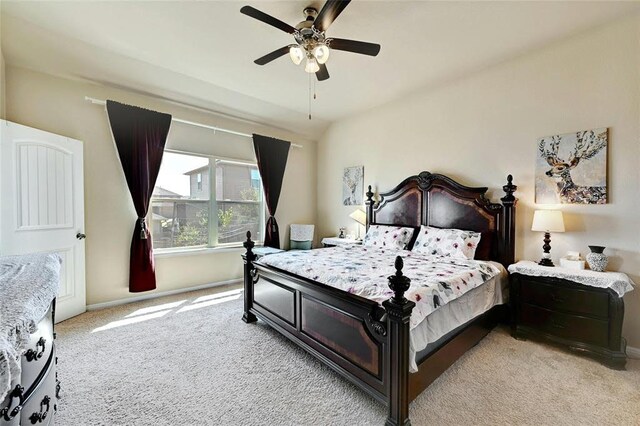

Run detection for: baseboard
[[86, 278, 242, 311], [627, 345, 640, 360]]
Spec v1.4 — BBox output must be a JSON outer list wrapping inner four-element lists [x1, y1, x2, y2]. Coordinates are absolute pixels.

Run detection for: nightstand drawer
[[520, 278, 609, 318], [519, 303, 609, 347]]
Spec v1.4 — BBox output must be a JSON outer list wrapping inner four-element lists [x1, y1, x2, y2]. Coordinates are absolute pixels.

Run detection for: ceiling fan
[[240, 1, 381, 81]]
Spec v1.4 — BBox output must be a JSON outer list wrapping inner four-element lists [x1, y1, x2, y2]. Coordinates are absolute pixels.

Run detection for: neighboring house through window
[[150, 151, 265, 251]]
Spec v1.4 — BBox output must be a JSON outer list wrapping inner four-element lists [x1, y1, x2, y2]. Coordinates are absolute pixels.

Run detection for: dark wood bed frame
[[242, 171, 517, 425]]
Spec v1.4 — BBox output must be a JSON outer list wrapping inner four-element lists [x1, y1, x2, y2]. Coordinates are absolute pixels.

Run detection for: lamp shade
[[531, 210, 565, 232], [349, 209, 367, 226]]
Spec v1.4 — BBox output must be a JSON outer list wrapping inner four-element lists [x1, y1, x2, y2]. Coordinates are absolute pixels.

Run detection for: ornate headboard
[[365, 172, 517, 268]]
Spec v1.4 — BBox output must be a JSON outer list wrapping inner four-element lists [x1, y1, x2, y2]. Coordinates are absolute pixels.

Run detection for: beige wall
[[318, 16, 640, 346], [0, 51, 5, 119], [5, 67, 317, 305]]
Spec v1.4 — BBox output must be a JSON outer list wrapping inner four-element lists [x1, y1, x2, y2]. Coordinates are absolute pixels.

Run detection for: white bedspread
[[409, 263, 507, 371], [257, 246, 501, 330]]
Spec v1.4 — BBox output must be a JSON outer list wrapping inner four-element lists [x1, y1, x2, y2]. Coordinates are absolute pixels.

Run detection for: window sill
[[154, 244, 262, 259]]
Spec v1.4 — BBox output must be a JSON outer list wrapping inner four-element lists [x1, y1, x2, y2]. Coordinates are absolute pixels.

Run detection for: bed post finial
[[383, 256, 415, 426], [244, 231, 255, 252], [242, 231, 257, 324], [365, 185, 374, 231], [501, 174, 516, 203], [388, 256, 411, 304], [500, 175, 517, 267]]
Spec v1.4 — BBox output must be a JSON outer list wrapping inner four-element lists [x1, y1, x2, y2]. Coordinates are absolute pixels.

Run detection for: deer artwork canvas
[[536, 128, 608, 204], [343, 166, 364, 206]]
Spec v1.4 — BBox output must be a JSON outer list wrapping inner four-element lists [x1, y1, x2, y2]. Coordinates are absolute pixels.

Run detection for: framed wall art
[[535, 128, 607, 204], [343, 166, 364, 206]]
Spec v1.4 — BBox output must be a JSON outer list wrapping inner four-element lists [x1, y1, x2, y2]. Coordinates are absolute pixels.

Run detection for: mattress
[[257, 246, 507, 371], [409, 262, 507, 371]]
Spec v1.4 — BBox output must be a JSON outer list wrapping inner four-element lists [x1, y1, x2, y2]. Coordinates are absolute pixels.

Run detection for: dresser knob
[[0, 385, 24, 421], [25, 337, 47, 362], [28, 395, 50, 424]]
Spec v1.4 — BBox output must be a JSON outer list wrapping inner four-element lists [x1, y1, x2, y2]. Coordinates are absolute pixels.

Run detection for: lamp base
[[538, 231, 555, 267], [538, 258, 555, 267]]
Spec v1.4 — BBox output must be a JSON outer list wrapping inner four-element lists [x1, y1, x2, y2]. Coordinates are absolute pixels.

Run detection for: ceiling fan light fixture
[[289, 45, 304, 65], [304, 57, 320, 73], [313, 44, 330, 64]]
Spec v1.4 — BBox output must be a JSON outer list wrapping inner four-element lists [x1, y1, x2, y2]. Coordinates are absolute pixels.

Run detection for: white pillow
[[412, 225, 481, 259], [362, 225, 414, 250]]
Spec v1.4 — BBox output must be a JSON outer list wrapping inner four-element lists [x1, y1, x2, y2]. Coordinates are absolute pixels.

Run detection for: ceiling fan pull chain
[[308, 73, 312, 120], [313, 78, 317, 100]]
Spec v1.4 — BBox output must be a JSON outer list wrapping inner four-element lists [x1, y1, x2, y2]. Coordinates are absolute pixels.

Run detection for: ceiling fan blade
[[241, 5, 296, 34], [254, 46, 290, 65], [314, 0, 351, 32], [328, 38, 380, 56], [316, 63, 330, 81]]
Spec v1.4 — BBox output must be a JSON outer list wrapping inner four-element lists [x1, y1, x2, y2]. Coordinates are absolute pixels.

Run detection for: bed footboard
[[241, 232, 414, 425]]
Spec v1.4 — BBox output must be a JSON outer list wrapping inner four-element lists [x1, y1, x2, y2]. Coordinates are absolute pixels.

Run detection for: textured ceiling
[[2, 1, 639, 138]]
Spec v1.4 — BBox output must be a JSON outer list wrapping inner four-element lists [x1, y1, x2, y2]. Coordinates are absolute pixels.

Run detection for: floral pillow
[[362, 225, 414, 250], [412, 225, 481, 260]]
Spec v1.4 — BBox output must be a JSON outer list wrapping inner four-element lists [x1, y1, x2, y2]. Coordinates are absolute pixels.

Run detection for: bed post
[[500, 174, 517, 266], [365, 185, 374, 230], [383, 256, 415, 426], [242, 231, 257, 324]]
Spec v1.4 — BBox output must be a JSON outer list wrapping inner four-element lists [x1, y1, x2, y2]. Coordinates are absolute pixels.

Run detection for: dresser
[[0, 301, 58, 425], [0, 253, 61, 426], [510, 272, 627, 369]]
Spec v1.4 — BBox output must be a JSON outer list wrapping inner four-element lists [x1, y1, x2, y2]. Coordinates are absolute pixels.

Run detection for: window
[[151, 151, 264, 251]]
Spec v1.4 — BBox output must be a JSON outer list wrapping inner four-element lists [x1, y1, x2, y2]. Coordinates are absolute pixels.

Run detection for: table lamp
[[349, 209, 367, 240], [531, 210, 565, 267]]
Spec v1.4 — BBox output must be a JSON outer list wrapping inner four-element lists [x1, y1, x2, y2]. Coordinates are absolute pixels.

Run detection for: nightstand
[[509, 261, 634, 369], [321, 237, 362, 248], [253, 247, 285, 259]]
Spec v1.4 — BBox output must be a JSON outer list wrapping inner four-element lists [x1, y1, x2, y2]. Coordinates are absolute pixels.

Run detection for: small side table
[[253, 247, 285, 259], [321, 237, 362, 248], [508, 261, 635, 369]]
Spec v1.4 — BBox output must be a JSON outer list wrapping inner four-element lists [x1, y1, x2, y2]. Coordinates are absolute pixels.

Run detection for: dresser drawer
[[21, 347, 57, 426], [519, 278, 609, 318], [519, 303, 609, 347], [0, 378, 23, 425], [21, 305, 54, 392]]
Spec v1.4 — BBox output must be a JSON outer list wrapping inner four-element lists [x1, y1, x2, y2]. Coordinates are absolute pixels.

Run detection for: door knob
[[76, 233, 86, 240]]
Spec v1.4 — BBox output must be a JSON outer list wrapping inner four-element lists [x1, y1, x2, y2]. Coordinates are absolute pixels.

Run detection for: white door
[[0, 120, 86, 322]]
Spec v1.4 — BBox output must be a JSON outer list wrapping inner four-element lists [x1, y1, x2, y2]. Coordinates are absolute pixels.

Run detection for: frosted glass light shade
[[531, 210, 565, 232], [349, 209, 367, 226], [289, 46, 304, 65], [304, 57, 320, 73], [313, 44, 330, 64]]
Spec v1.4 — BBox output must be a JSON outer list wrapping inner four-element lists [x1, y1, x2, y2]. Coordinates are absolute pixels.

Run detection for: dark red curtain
[[252, 134, 291, 249], [107, 100, 172, 292]]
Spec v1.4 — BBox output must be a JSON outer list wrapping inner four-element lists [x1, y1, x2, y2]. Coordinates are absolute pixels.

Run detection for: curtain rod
[[84, 96, 303, 149]]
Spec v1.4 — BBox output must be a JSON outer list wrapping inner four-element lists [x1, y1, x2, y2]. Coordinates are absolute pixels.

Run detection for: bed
[[241, 171, 517, 425]]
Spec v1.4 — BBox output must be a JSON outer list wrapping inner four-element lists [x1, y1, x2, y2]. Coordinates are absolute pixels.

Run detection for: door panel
[[16, 142, 74, 230], [1, 120, 86, 322]]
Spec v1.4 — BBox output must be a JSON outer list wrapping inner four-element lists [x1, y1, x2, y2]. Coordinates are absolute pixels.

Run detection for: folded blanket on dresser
[[256, 245, 501, 330], [0, 253, 61, 401]]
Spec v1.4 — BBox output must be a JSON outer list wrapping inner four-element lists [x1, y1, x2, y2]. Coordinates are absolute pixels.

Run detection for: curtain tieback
[[138, 217, 148, 239], [268, 215, 277, 232]]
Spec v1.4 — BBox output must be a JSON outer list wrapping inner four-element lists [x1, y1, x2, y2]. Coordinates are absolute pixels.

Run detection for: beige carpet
[[55, 285, 640, 425]]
